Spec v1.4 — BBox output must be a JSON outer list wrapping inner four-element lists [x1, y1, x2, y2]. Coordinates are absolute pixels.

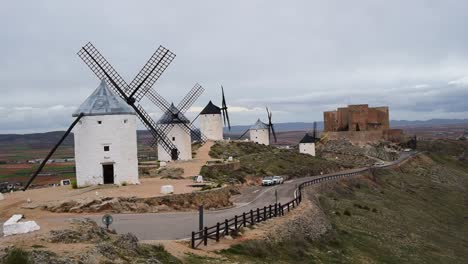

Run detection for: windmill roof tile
[[157, 103, 190, 124], [200, 101, 221, 115], [72, 80, 135, 117], [300, 133, 317, 143], [250, 119, 269, 130]]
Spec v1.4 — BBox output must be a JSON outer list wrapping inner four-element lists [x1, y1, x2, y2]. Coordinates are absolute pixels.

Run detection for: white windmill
[[198, 86, 231, 141], [151, 84, 207, 162], [239, 108, 277, 146], [73, 80, 139, 187], [157, 104, 193, 161], [299, 122, 319, 156]]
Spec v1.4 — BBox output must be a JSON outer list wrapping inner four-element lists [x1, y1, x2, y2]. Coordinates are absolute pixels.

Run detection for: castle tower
[[299, 133, 316, 156], [199, 101, 223, 141], [72, 80, 139, 187], [157, 104, 192, 161], [249, 119, 270, 145]]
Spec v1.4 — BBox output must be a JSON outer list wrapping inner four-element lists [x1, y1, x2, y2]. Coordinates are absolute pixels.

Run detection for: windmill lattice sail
[[77, 42, 178, 156]]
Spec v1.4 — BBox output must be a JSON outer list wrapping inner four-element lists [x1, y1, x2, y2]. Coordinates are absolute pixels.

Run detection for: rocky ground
[[0, 218, 180, 264], [42, 187, 238, 214], [317, 139, 401, 167]]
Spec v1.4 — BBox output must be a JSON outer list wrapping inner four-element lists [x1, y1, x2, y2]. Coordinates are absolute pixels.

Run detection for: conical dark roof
[[157, 103, 190, 124], [73, 80, 134, 117], [200, 101, 221, 115], [299, 133, 317, 143]]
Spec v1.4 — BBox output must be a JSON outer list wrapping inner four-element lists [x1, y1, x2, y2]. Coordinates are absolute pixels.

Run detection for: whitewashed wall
[[250, 129, 270, 145], [199, 114, 223, 141], [73, 114, 139, 187], [157, 124, 192, 161], [299, 143, 316, 156]]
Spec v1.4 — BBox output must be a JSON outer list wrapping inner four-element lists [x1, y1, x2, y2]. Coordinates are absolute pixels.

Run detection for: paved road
[[3, 152, 416, 240]]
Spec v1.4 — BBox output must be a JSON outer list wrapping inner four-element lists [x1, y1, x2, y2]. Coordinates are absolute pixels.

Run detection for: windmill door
[[103, 164, 114, 184], [171, 148, 178, 161]]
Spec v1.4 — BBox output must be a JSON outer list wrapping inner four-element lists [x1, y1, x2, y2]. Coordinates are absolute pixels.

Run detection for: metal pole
[[199, 205, 204, 231], [23, 113, 84, 191]]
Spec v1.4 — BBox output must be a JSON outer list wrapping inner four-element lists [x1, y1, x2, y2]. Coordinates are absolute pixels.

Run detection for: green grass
[[2, 248, 31, 264], [201, 141, 341, 184], [201, 141, 468, 264]]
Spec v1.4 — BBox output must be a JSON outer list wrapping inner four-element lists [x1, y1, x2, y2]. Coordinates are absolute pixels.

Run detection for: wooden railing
[[191, 168, 367, 248]]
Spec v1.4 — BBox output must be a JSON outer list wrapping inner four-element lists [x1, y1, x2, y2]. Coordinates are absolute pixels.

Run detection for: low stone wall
[[43, 187, 237, 213], [324, 129, 404, 144]]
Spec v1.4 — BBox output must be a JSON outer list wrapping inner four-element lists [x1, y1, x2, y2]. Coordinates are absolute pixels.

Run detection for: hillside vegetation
[[195, 140, 468, 263], [201, 141, 342, 184]]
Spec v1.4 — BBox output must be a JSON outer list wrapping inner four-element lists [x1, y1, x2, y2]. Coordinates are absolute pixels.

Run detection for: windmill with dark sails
[[24, 42, 179, 190], [238, 107, 277, 146], [197, 86, 231, 141], [299, 121, 319, 156]]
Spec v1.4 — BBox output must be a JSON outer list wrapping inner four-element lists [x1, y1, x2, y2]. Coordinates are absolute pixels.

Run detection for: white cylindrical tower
[[157, 104, 192, 162], [199, 101, 223, 141], [299, 133, 316, 156], [73, 80, 139, 187], [249, 119, 270, 145]]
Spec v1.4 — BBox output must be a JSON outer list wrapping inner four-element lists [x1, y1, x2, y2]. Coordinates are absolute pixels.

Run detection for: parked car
[[272, 176, 284, 184], [262, 176, 274, 186]]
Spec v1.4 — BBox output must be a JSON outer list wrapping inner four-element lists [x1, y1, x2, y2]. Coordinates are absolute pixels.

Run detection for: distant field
[[0, 162, 76, 185]]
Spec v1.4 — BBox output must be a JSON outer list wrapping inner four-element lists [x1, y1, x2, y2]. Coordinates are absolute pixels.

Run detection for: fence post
[[269, 205, 272, 218], [274, 203, 278, 217], [279, 203, 282, 216], [287, 203, 290, 212], [250, 209, 254, 225], [225, 219, 229, 235], [204, 227, 208, 246], [235, 215, 238, 230], [216, 222, 220, 242], [264, 206, 267, 220], [257, 208, 260, 222], [243, 212, 246, 227], [191, 232, 195, 248]]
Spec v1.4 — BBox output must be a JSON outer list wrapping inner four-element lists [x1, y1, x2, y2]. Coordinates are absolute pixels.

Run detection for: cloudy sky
[[1, 0, 468, 133]]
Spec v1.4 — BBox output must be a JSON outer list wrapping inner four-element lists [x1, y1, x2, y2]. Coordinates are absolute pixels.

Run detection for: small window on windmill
[[97, 121, 102, 124], [172, 137, 175, 141], [104, 146, 110, 152], [124, 119, 128, 124]]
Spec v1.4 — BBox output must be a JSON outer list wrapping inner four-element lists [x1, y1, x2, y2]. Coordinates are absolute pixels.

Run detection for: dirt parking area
[[0, 178, 200, 220]]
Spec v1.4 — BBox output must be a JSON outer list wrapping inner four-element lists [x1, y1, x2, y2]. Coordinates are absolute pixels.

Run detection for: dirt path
[[167, 141, 218, 178]]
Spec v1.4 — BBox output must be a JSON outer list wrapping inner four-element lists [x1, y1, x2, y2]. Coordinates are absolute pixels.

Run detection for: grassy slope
[[191, 140, 468, 263], [201, 141, 341, 184]]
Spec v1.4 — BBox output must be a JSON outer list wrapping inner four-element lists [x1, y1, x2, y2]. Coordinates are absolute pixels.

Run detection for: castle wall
[[324, 104, 390, 133], [337, 107, 349, 131], [348, 104, 369, 131], [324, 111, 338, 132], [324, 130, 385, 144]]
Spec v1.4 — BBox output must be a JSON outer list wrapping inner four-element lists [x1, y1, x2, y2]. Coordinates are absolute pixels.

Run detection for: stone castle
[[323, 104, 402, 143]]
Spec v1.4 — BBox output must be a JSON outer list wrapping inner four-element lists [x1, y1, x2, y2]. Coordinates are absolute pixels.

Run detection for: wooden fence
[[191, 168, 368, 248]]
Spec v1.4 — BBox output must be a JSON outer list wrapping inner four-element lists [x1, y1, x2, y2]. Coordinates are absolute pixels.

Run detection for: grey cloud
[[1, 0, 468, 133]]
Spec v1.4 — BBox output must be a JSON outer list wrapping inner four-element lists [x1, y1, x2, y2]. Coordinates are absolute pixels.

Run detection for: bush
[[372, 208, 378, 213], [121, 181, 128, 186], [344, 209, 352, 216], [3, 248, 31, 264], [71, 179, 78, 189]]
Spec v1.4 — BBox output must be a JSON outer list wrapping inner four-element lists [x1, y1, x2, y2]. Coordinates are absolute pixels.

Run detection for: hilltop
[[188, 139, 468, 263]]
